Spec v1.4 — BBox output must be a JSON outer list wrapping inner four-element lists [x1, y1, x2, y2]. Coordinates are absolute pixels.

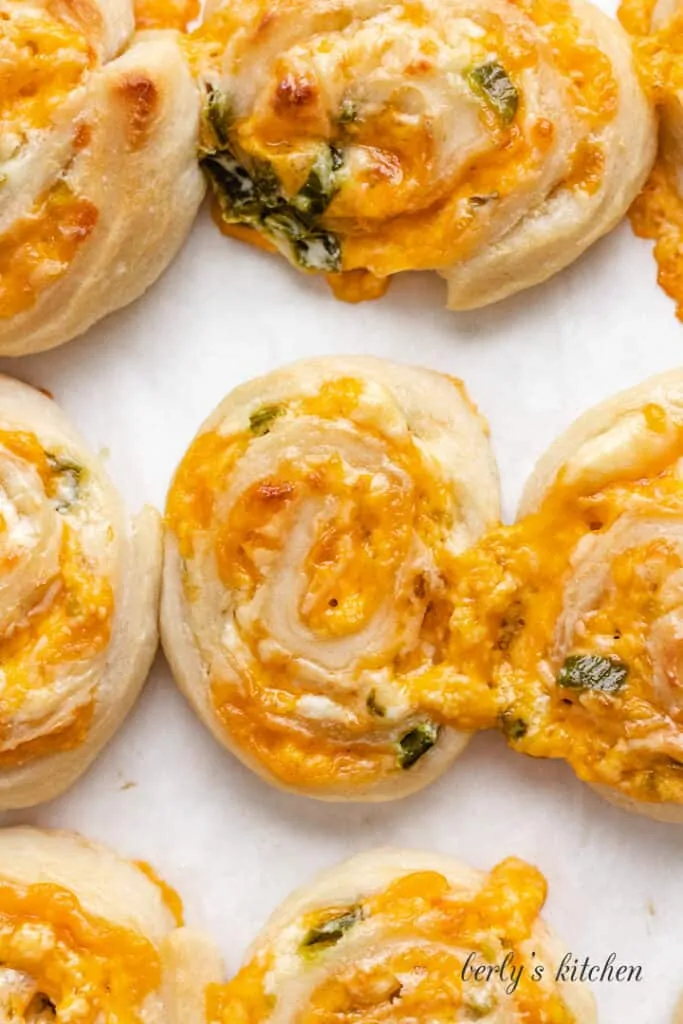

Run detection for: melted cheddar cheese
[[206, 859, 577, 1024], [166, 377, 461, 791], [0, 429, 113, 768], [134, 0, 199, 31], [434, 446, 683, 805], [192, 0, 618, 300], [0, 879, 160, 1022], [134, 862, 186, 927], [618, 1, 683, 318], [0, 7, 99, 319], [0, 8, 92, 136]]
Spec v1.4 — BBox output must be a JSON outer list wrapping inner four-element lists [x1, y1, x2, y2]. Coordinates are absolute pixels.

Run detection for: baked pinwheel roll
[[620, 0, 683, 319], [0, 376, 161, 809], [448, 369, 683, 820], [0, 826, 223, 1023], [207, 848, 596, 1024], [0, 0, 204, 356], [162, 356, 500, 800], [191, 0, 655, 308]]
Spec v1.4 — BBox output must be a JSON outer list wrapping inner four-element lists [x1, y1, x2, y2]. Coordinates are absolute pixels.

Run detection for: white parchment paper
[[1, 15, 682, 1015]]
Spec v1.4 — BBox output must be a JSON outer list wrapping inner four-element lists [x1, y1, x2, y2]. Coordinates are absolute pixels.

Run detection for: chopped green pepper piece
[[499, 711, 528, 741], [397, 722, 439, 769], [47, 453, 83, 512], [301, 907, 362, 950], [338, 99, 359, 124], [466, 62, 518, 125], [200, 95, 344, 273], [557, 654, 628, 694], [366, 690, 386, 717], [249, 405, 283, 437], [205, 86, 233, 147]]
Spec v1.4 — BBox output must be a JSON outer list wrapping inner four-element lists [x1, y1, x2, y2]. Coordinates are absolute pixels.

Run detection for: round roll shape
[[447, 369, 683, 819], [620, 0, 683, 319], [516, 370, 683, 820], [0, 0, 205, 356], [192, 0, 655, 309], [0, 826, 223, 1023], [162, 356, 500, 801], [207, 848, 596, 1024], [0, 376, 161, 809]]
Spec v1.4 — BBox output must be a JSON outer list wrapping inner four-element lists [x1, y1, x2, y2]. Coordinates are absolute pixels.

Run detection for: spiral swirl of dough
[[0, 376, 161, 810], [162, 356, 500, 800], [207, 848, 595, 1024], [192, 0, 655, 308], [444, 369, 683, 819], [0, 0, 204, 355], [0, 826, 223, 1024]]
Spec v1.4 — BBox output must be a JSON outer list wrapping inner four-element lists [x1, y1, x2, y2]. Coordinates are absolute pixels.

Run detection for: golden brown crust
[[0, 4, 204, 355]]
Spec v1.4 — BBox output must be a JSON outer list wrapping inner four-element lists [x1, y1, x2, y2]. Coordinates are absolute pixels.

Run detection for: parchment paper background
[[1, 12, 681, 1014]]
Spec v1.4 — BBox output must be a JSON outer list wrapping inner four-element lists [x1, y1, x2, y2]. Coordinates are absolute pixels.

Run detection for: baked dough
[[517, 370, 683, 820], [0, 825, 223, 1023], [192, 0, 655, 308], [161, 356, 500, 801], [444, 369, 683, 820], [207, 847, 596, 1024], [619, 0, 683, 320], [0, 0, 205, 356], [0, 376, 161, 809]]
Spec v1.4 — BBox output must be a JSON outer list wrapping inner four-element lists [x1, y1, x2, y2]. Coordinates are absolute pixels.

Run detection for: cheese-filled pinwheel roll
[[0, 826, 223, 1024], [162, 356, 500, 801], [619, 0, 683, 319], [207, 848, 596, 1024], [444, 369, 683, 820], [0, 376, 161, 810], [190, 0, 655, 309], [0, 0, 204, 356]]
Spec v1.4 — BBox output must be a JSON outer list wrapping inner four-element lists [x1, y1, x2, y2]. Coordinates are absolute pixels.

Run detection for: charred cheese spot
[[275, 73, 317, 110], [116, 74, 160, 149]]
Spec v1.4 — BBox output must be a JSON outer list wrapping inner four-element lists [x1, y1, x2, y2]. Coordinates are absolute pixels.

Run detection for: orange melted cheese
[[0, 7, 92, 135], [166, 377, 459, 792], [193, 0, 618, 298], [618, 2, 683, 319], [134, 862, 186, 927], [431, 453, 683, 805], [0, 8, 99, 318], [0, 879, 160, 1022], [0, 184, 98, 320], [135, 0, 200, 31], [0, 430, 114, 768], [206, 859, 576, 1024]]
